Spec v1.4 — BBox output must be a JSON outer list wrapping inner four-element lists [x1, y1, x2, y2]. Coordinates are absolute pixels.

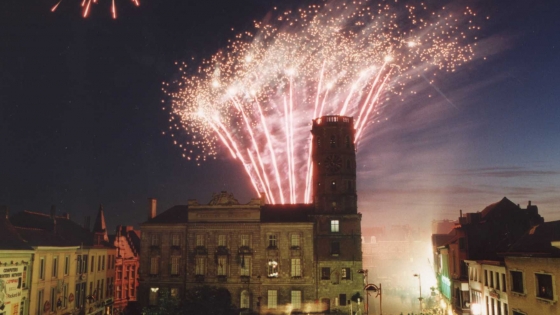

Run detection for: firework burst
[[164, 0, 483, 204], [51, 0, 140, 19]]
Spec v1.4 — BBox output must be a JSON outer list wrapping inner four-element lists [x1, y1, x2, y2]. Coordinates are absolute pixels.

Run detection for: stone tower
[[311, 115, 363, 312], [311, 115, 357, 214]]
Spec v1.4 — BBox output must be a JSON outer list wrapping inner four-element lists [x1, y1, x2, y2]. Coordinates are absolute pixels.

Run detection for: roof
[[261, 204, 315, 223], [432, 234, 455, 248], [93, 205, 107, 233], [0, 217, 33, 250], [480, 197, 518, 218], [503, 220, 560, 258], [142, 205, 189, 224], [10, 210, 94, 246]]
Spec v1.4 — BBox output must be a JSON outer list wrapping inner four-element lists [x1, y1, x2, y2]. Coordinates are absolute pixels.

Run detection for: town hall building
[[139, 115, 364, 314]]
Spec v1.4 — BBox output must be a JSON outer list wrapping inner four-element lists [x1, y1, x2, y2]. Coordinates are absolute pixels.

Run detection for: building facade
[[139, 115, 363, 314], [0, 205, 117, 315], [503, 220, 560, 315], [111, 225, 141, 315], [432, 198, 544, 315]]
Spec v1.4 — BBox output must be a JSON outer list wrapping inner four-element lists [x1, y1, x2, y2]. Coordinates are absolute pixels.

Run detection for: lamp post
[[358, 269, 369, 315], [358, 269, 382, 315], [413, 274, 423, 314]]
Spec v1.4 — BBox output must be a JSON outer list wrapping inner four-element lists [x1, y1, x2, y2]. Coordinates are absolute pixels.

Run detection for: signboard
[[0, 266, 24, 315]]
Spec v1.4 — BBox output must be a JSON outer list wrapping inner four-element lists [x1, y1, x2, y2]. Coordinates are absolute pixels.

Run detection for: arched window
[[330, 135, 336, 148]]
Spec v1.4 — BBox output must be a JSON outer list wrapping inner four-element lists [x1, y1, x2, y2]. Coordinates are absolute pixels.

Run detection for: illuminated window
[[170, 288, 179, 298], [196, 234, 205, 247], [291, 234, 301, 248], [291, 258, 301, 277], [291, 291, 302, 309], [341, 268, 351, 280], [195, 257, 206, 275], [149, 287, 159, 305], [240, 257, 251, 276], [267, 259, 279, 277], [536, 273, 553, 300], [217, 257, 227, 276], [268, 290, 278, 309], [330, 220, 340, 232], [241, 234, 250, 247], [218, 235, 226, 247], [240, 290, 250, 309]]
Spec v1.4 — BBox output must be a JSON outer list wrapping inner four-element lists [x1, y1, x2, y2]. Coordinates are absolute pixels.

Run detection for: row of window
[[35, 284, 69, 315], [485, 295, 508, 315], [510, 270, 554, 300], [116, 265, 137, 281], [75, 254, 116, 276], [149, 257, 306, 278], [486, 270, 507, 292], [321, 267, 352, 280], [149, 222, 343, 248], [38, 256, 71, 280]]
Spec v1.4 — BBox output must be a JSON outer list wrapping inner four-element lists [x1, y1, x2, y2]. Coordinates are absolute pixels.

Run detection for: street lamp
[[413, 274, 423, 314], [358, 269, 382, 315]]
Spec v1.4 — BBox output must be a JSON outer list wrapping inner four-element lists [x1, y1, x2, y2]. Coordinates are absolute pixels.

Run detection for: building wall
[[481, 264, 508, 315], [113, 226, 141, 314], [0, 250, 34, 315], [28, 246, 79, 315], [505, 256, 560, 315]]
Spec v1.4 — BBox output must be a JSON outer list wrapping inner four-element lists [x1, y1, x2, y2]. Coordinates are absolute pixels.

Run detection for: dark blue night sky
[[1, 0, 559, 231]]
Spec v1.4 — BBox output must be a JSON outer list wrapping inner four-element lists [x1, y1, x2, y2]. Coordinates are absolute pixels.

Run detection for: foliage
[[142, 289, 180, 315], [182, 285, 237, 315]]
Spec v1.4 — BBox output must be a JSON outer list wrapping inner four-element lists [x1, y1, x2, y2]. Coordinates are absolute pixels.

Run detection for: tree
[[142, 289, 179, 315], [181, 285, 236, 315]]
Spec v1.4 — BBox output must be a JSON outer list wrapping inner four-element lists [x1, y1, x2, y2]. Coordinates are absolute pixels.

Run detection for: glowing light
[[50, 0, 140, 19], [165, 0, 481, 203]]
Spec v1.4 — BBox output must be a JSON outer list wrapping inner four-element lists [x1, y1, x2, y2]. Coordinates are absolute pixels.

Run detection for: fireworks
[[165, 0, 482, 204], [51, 0, 140, 19]]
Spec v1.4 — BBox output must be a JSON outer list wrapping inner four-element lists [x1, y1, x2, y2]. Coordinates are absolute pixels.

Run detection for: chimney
[[260, 192, 267, 205], [459, 209, 462, 218], [0, 205, 8, 220], [148, 198, 157, 220], [528, 200, 532, 207], [83, 216, 91, 231]]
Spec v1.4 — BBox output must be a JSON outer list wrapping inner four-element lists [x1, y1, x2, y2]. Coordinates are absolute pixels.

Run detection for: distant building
[[433, 198, 544, 315], [110, 225, 141, 314], [139, 115, 363, 314], [502, 220, 560, 315], [0, 205, 117, 315]]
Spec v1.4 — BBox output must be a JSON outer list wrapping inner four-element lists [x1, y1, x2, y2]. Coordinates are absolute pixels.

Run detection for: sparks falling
[[164, 0, 482, 204], [51, 0, 140, 19]]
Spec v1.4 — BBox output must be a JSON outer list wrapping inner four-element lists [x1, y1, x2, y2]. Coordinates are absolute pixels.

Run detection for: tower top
[[312, 115, 353, 127]]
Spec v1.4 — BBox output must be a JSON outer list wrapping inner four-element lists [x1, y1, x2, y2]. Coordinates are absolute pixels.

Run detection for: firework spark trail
[[254, 97, 286, 203], [231, 97, 276, 203], [51, 0, 139, 18], [166, 0, 482, 203]]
